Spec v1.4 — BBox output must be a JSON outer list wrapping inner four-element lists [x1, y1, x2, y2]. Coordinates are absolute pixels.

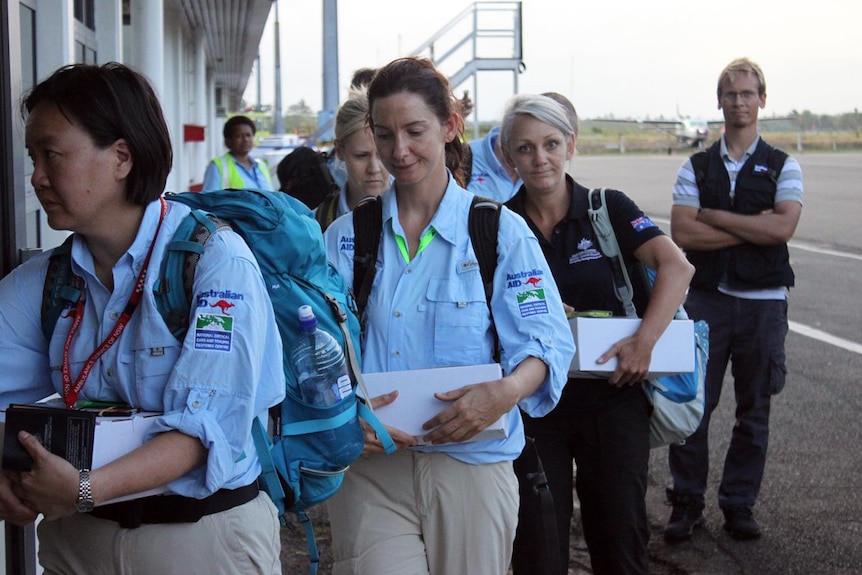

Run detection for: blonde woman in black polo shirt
[[502, 93, 693, 575]]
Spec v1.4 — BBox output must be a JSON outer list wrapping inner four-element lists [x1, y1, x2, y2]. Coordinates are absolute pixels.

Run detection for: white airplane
[[648, 117, 712, 148], [591, 113, 716, 149]]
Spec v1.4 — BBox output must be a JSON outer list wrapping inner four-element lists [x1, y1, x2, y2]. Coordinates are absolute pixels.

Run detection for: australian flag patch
[[630, 216, 657, 232]]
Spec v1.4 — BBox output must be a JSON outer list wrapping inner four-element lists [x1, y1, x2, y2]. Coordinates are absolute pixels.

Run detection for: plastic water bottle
[[290, 305, 354, 406]]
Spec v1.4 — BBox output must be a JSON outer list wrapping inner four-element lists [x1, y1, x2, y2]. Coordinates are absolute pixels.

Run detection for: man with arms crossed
[[665, 57, 803, 543]]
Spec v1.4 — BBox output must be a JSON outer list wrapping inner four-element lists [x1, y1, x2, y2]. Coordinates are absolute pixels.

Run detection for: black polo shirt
[[506, 176, 664, 409]]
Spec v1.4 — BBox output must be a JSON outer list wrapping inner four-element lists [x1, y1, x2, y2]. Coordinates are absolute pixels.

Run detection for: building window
[[215, 87, 226, 117], [74, 0, 95, 30], [75, 41, 97, 64]]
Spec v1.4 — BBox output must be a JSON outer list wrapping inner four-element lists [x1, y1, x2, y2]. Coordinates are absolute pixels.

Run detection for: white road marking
[[651, 215, 862, 353], [652, 216, 862, 261], [786, 241, 862, 261], [788, 321, 862, 355]]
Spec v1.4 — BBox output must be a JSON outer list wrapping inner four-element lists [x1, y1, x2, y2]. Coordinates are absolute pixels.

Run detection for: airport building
[[1, 0, 272, 267]]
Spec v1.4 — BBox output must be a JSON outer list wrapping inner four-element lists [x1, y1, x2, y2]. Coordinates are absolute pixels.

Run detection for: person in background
[[502, 93, 693, 574], [202, 115, 274, 191], [664, 57, 803, 543], [541, 92, 578, 174], [327, 66, 383, 192], [314, 87, 391, 231], [466, 122, 521, 202], [322, 57, 574, 575], [349, 67, 377, 89], [0, 62, 284, 574]]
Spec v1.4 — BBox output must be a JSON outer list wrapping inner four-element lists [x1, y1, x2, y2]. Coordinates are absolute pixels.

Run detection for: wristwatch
[[76, 469, 94, 513]]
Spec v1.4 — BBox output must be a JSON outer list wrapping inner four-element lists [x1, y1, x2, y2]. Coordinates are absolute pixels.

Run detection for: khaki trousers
[[37, 492, 281, 575], [327, 449, 519, 575]]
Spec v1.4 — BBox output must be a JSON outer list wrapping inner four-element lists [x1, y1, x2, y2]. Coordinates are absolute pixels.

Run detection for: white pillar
[[129, 0, 164, 97], [194, 32, 208, 186]]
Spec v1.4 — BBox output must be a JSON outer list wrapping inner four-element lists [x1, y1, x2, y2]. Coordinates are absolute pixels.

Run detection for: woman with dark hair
[[202, 114, 275, 191], [322, 57, 574, 575], [0, 62, 284, 574]]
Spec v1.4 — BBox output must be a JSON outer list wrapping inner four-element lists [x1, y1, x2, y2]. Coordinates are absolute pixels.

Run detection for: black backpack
[[314, 190, 342, 232], [277, 146, 340, 210], [351, 194, 501, 359]]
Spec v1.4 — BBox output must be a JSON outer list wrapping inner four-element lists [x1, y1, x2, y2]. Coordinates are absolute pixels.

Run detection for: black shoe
[[722, 506, 762, 540], [664, 490, 705, 543]]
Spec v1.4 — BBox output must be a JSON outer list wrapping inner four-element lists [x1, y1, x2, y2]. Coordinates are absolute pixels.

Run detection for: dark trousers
[[669, 289, 788, 509], [512, 384, 651, 575]]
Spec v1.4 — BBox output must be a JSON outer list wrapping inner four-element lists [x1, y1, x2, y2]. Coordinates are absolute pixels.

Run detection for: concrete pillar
[[320, 0, 339, 134], [193, 31, 208, 185], [129, 0, 163, 97]]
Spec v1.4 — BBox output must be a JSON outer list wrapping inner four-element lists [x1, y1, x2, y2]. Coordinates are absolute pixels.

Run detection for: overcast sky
[[244, 0, 860, 123]]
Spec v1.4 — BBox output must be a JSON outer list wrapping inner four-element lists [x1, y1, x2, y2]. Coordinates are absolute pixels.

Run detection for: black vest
[[687, 138, 795, 290]]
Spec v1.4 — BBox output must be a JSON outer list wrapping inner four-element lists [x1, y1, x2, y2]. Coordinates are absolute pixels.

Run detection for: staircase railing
[[310, 1, 523, 144], [410, 1, 523, 137]]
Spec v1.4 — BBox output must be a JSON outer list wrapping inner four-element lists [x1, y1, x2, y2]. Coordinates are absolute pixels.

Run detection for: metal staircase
[[410, 1, 523, 136], [309, 1, 523, 145], [411, 2, 523, 95]]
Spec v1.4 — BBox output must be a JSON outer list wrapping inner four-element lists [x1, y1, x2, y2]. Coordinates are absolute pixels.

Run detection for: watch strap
[[77, 468, 94, 512]]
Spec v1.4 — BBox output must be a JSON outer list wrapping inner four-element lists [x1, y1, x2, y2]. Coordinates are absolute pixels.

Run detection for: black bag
[[276, 146, 340, 210]]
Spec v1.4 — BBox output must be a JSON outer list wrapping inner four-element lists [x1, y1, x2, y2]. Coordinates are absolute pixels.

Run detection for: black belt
[[90, 482, 259, 529]]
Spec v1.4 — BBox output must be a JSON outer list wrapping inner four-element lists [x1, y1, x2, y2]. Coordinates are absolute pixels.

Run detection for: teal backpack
[[42, 188, 395, 575]]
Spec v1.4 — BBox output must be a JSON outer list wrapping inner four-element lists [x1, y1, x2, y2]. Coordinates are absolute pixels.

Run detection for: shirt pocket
[[426, 276, 491, 364], [121, 332, 182, 409]]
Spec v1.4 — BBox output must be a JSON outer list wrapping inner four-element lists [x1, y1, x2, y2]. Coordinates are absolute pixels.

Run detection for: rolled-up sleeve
[[148, 230, 284, 496], [492, 210, 575, 417]]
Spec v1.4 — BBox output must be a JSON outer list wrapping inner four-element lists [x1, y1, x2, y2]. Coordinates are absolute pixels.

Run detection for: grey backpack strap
[[587, 188, 637, 318]]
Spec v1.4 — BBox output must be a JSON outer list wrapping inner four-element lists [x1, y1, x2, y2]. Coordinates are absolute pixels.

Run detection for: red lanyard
[[61, 198, 168, 408]]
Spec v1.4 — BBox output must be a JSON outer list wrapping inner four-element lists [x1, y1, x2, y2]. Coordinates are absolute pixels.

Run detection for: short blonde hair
[[717, 57, 766, 99], [500, 93, 575, 155]]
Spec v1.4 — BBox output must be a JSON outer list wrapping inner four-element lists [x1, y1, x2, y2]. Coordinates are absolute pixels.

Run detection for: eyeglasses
[[721, 90, 759, 102]]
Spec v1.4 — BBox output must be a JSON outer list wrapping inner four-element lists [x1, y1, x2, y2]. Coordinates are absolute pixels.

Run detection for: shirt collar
[[508, 174, 584, 222], [720, 133, 761, 161], [71, 198, 163, 273], [384, 171, 463, 246], [565, 176, 590, 221]]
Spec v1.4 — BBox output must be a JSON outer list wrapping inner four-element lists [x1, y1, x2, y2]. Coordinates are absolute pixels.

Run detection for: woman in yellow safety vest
[[202, 115, 274, 191]]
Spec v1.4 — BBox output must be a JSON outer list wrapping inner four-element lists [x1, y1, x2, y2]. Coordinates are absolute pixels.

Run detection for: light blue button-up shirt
[[324, 176, 574, 464], [0, 199, 285, 498], [467, 126, 522, 202]]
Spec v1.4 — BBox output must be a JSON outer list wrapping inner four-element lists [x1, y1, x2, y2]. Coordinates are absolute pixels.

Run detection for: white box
[[0, 406, 167, 504], [360, 364, 508, 444], [568, 317, 695, 378]]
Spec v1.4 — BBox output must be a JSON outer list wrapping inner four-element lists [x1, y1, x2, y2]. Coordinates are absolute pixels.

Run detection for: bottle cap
[[298, 305, 317, 331]]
